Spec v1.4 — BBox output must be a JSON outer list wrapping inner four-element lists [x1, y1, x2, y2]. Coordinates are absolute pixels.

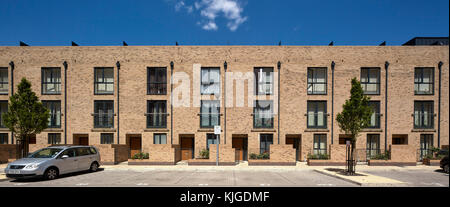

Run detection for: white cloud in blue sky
[[171, 0, 247, 31]]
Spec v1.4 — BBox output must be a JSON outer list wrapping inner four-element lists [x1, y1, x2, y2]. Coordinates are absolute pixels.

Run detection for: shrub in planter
[[249, 152, 270, 160], [307, 153, 330, 160], [370, 151, 390, 160], [132, 152, 149, 160], [199, 149, 209, 159]]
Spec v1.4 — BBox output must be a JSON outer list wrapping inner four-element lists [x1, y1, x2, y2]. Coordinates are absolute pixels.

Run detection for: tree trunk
[[24, 136, 29, 158], [18, 135, 30, 159], [347, 139, 356, 175]]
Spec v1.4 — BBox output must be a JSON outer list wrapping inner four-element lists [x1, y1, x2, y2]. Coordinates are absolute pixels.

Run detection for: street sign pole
[[214, 126, 221, 166]]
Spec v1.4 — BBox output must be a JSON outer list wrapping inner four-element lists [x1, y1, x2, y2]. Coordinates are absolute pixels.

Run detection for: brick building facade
[[0, 44, 448, 165]]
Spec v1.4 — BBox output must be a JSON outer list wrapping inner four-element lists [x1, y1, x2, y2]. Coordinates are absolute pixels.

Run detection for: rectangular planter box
[[307, 159, 345, 166], [187, 159, 236, 166], [248, 159, 296, 166], [368, 160, 416, 166], [422, 158, 441, 166], [127, 159, 175, 165]]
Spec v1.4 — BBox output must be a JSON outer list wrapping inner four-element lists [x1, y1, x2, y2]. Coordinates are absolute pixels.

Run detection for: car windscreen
[[28, 148, 64, 158]]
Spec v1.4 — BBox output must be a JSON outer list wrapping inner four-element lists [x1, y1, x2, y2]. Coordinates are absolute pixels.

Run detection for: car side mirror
[[61, 155, 69, 159]]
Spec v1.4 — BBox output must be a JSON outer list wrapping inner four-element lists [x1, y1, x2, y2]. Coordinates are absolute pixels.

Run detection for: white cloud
[[202, 21, 218, 30], [171, 0, 247, 31], [175, 1, 193, 13]]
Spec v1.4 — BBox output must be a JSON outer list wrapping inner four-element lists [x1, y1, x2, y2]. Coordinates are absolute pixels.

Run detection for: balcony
[[145, 113, 168, 128], [147, 83, 167, 95], [93, 113, 114, 128]]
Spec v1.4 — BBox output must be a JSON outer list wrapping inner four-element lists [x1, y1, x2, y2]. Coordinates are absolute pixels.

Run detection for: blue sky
[[0, 0, 448, 46]]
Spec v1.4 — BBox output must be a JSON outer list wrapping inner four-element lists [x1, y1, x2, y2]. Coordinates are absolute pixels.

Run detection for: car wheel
[[90, 162, 99, 172], [445, 164, 449, 174], [44, 168, 59, 180]]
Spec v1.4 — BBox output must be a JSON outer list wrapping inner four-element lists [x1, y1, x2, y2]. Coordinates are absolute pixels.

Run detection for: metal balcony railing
[[93, 113, 114, 128], [145, 113, 168, 128]]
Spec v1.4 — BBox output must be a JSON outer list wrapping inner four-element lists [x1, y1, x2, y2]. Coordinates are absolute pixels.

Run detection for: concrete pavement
[[0, 162, 447, 187]]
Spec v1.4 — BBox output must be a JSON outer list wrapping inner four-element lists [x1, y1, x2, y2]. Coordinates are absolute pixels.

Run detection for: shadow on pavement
[[9, 168, 105, 183], [433, 169, 448, 174]]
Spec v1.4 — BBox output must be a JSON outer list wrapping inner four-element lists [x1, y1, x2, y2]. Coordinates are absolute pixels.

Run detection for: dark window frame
[[147, 67, 167, 95], [200, 67, 221, 95], [367, 101, 381, 129], [419, 134, 434, 158], [414, 101, 434, 129], [206, 133, 220, 150], [254, 67, 274, 95], [153, 133, 167, 144], [366, 134, 380, 158], [200, 100, 220, 128], [414, 67, 435, 95], [100, 133, 114, 144], [41, 67, 61, 95], [313, 134, 327, 155], [307, 101, 327, 129], [0, 101, 8, 128], [253, 100, 274, 129], [360, 67, 381, 95], [259, 134, 273, 154], [47, 133, 61, 145], [0, 67, 8, 95], [307, 67, 327, 95], [94, 100, 114, 128], [42, 100, 61, 128], [146, 100, 167, 128], [0, 133, 8, 144], [94, 67, 114, 95], [0, 100, 9, 128]]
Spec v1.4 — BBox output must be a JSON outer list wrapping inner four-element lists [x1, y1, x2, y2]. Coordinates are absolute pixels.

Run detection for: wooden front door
[[79, 137, 89, 146], [129, 137, 142, 158], [286, 137, 300, 161], [232, 138, 245, 161], [180, 137, 194, 160]]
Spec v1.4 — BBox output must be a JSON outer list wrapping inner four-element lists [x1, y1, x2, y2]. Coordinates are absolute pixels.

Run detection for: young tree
[[3, 78, 50, 158], [336, 78, 373, 174]]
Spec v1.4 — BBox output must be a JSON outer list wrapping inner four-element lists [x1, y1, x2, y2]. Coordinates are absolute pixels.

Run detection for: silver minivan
[[4, 146, 101, 180]]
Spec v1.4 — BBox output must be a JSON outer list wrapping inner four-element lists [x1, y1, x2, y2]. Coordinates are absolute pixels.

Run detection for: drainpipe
[[331, 61, 335, 145], [9, 61, 14, 144], [116, 61, 120, 144], [63, 61, 68, 144], [277, 61, 281, 144], [224, 61, 227, 144], [170, 61, 174, 145], [384, 61, 389, 152], [438, 61, 443, 147]]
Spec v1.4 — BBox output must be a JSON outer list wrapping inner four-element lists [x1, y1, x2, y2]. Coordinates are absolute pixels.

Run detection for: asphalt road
[[0, 168, 358, 187], [1, 167, 448, 187]]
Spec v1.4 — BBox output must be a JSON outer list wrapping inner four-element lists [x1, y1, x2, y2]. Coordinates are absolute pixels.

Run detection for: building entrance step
[[176, 161, 188, 165]]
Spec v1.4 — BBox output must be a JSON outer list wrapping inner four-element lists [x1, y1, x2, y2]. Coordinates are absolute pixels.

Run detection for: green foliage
[[3, 78, 50, 157], [425, 147, 447, 160], [336, 78, 373, 145], [249, 152, 270, 160], [307, 153, 330, 160], [132, 152, 149, 160], [370, 151, 390, 160], [199, 149, 209, 159]]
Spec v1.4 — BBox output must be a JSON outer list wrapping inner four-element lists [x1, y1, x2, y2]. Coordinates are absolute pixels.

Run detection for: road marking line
[[198, 183, 209, 186], [14, 183, 28, 186], [136, 183, 149, 186], [259, 183, 271, 186], [76, 183, 89, 186]]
